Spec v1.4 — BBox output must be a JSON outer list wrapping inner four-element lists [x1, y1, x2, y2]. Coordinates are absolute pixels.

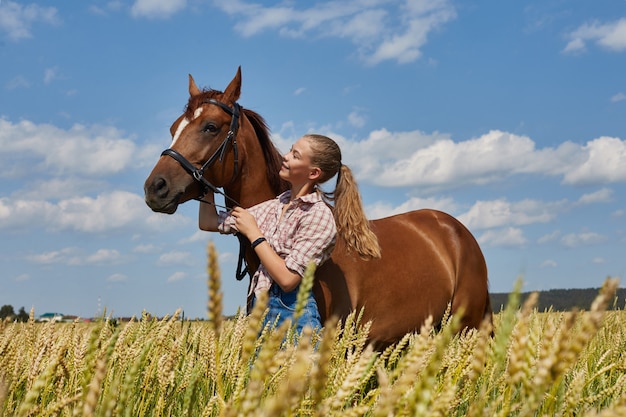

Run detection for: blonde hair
[[304, 134, 381, 259]]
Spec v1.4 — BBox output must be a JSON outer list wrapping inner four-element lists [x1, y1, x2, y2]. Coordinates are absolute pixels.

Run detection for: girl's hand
[[230, 207, 262, 241]]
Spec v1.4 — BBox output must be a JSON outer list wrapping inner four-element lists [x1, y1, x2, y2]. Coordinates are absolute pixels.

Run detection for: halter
[[161, 99, 241, 206], [161, 99, 251, 281]]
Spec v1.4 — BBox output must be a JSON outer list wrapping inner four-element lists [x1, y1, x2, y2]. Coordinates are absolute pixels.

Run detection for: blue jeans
[[252, 283, 321, 334]]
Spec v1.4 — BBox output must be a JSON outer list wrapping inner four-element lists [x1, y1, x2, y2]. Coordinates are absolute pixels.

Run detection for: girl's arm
[[229, 206, 302, 292], [198, 193, 219, 231], [253, 241, 302, 292]]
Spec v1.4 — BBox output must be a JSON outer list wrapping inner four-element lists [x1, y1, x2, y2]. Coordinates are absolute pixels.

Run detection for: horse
[[144, 67, 493, 347]]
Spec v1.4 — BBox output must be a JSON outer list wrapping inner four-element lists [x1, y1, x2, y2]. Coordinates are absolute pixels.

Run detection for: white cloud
[[133, 244, 160, 254], [457, 198, 565, 231], [213, 0, 456, 65], [85, 249, 123, 265], [294, 87, 306, 96], [0, 1, 59, 41], [26, 247, 125, 266], [131, 0, 186, 19], [347, 110, 366, 128], [0, 201, 9, 219], [560, 231, 607, 248], [477, 227, 527, 248], [89, 2, 124, 16], [5, 75, 30, 90], [167, 271, 187, 282], [19, 178, 108, 201], [333, 9, 388, 43], [562, 137, 626, 185], [353, 129, 535, 187], [179, 230, 209, 244], [43, 66, 60, 84], [55, 192, 155, 233], [0, 191, 189, 233], [365, 0, 456, 65], [366, 195, 457, 219], [540, 259, 557, 268], [0, 117, 184, 236], [611, 92, 626, 103], [538, 230, 561, 244], [15, 273, 30, 282], [157, 251, 194, 266], [576, 188, 613, 205], [562, 37, 586, 54], [0, 118, 139, 177], [563, 18, 626, 53], [108, 273, 127, 282], [25, 247, 79, 265], [318, 129, 626, 189], [333, 128, 443, 182]]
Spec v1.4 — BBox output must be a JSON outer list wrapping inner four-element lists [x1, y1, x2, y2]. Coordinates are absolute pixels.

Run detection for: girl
[[199, 134, 380, 332]]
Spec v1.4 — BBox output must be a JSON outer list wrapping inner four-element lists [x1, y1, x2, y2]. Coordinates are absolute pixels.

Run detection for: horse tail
[[483, 286, 493, 323]]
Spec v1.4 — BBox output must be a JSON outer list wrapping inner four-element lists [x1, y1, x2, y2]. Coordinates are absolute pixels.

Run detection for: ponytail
[[332, 165, 381, 259], [305, 134, 381, 259]]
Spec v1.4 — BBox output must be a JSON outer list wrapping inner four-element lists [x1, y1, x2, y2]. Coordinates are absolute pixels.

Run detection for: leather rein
[[160, 98, 251, 281]]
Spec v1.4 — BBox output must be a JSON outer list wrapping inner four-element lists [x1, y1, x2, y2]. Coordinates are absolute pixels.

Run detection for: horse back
[[315, 209, 491, 347]]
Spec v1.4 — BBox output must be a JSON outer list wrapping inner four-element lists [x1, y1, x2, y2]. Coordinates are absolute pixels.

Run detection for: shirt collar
[[278, 189, 323, 206]]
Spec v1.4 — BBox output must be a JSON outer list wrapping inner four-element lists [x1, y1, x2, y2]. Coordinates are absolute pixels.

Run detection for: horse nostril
[[154, 176, 169, 198]]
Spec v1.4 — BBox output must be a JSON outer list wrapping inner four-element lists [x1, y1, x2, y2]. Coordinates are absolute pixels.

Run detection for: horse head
[[144, 68, 244, 214]]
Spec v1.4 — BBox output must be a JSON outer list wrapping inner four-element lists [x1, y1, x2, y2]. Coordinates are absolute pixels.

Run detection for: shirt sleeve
[[284, 204, 337, 277], [216, 210, 235, 234], [216, 199, 275, 235]]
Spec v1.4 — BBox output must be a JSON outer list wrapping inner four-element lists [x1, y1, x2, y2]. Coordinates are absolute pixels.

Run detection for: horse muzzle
[[143, 174, 182, 214]]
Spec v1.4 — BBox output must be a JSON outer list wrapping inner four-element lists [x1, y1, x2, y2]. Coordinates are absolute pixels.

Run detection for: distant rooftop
[[39, 312, 64, 317]]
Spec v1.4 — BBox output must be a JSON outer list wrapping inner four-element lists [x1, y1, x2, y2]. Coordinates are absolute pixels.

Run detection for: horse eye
[[202, 122, 217, 133]]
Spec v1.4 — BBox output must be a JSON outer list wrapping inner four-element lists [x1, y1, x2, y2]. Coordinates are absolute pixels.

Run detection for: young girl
[[199, 134, 380, 332]]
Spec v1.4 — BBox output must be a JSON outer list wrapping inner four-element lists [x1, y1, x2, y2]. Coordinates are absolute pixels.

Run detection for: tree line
[[0, 305, 30, 322], [490, 287, 626, 312]]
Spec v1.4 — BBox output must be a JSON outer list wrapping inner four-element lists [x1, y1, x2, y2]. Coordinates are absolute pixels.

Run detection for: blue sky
[[1, 0, 625, 319]]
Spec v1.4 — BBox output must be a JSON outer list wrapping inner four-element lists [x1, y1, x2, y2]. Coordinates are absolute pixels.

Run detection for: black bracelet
[[251, 237, 266, 249]]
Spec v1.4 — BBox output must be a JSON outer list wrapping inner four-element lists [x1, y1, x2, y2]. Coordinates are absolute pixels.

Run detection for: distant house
[[38, 312, 64, 322]]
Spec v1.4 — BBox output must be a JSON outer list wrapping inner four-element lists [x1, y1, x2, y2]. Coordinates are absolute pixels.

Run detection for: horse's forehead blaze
[[171, 107, 204, 146], [171, 118, 189, 146]]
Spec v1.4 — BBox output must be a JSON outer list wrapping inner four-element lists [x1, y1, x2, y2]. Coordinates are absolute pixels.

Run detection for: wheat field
[[1, 241, 625, 417]]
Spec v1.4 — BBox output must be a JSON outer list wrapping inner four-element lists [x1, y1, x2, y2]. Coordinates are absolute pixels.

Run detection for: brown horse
[[144, 67, 492, 347]]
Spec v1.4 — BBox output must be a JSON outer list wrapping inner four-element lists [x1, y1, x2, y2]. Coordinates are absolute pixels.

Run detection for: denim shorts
[[252, 282, 321, 334]]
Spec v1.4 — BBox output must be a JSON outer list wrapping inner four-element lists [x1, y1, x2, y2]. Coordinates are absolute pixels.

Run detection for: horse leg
[[450, 257, 492, 331]]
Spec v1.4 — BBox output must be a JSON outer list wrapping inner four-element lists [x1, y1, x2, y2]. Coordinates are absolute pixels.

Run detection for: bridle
[[161, 98, 241, 206], [160, 98, 251, 281]]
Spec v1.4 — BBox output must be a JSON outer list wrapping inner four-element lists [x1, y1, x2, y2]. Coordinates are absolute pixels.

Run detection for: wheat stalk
[[1, 249, 624, 417]]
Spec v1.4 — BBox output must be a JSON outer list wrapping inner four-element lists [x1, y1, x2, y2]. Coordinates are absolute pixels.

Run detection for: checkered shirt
[[218, 190, 337, 295]]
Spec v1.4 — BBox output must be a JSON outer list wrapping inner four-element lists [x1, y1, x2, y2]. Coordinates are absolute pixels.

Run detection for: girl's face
[[280, 137, 318, 184]]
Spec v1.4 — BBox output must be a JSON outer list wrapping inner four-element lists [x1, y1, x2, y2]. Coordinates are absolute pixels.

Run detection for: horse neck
[[223, 120, 281, 208], [224, 177, 276, 209]]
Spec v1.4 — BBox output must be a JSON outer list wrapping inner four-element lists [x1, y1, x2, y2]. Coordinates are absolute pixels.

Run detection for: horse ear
[[188, 74, 201, 97], [223, 66, 242, 103]]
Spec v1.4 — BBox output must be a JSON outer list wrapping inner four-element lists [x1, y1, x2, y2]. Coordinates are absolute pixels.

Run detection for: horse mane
[[185, 88, 287, 196], [243, 108, 289, 195]]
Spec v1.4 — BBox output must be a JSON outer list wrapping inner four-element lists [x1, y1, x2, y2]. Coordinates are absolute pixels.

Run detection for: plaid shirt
[[218, 190, 337, 295]]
